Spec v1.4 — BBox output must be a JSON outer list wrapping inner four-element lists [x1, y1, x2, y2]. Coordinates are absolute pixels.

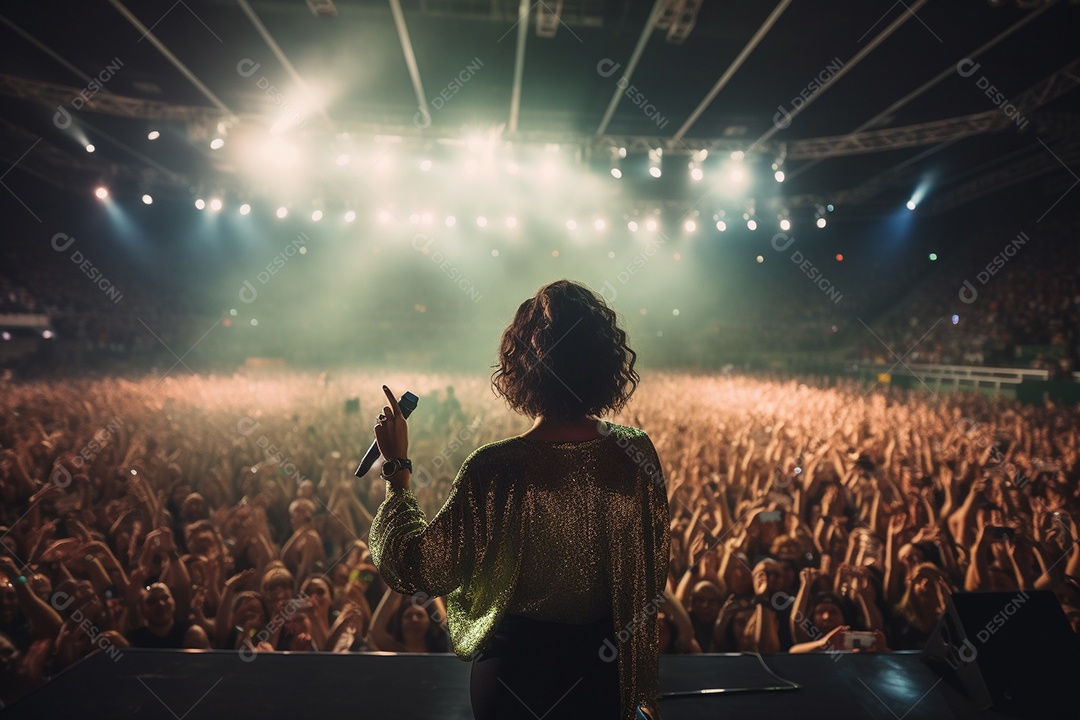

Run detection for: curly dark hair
[[491, 279, 638, 421]]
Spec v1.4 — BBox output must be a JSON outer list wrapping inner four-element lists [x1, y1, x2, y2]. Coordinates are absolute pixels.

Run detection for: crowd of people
[[859, 222, 1080, 374], [1, 369, 1078, 706]]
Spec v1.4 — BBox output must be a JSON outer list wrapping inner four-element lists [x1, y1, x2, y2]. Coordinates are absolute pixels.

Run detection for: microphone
[[354, 391, 419, 477]]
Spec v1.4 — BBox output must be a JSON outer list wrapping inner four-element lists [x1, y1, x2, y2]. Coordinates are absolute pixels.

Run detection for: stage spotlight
[[746, 219, 757, 231], [209, 198, 223, 212], [141, 194, 153, 205], [906, 200, 917, 210], [689, 149, 707, 181], [835, 254, 843, 262], [336, 154, 349, 166], [419, 159, 432, 171], [147, 130, 160, 140], [194, 198, 205, 210], [445, 215, 456, 227], [566, 219, 577, 230], [780, 218, 790, 231], [311, 210, 323, 222], [648, 148, 662, 178], [94, 186, 109, 200], [42, 330, 54, 339], [774, 170, 785, 183], [684, 219, 697, 232], [715, 220, 727, 232], [344, 210, 356, 222], [929, 252, 938, 261], [377, 209, 392, 225], [594, 218, 606, 231], [610, 147, 624, 178], [644, 218, 658, 232], [506, 216, 518, 229], [628, 220, 639, 232], [731, 151, 744, 161], [85, 144, 95, 153], [816, 217, 827, 228], [276, 206, 288, 219], [826, 203, 835, 212], [210, 138, 225, 150], [476, 216, 488, 227], [240, 203, 252, 216]]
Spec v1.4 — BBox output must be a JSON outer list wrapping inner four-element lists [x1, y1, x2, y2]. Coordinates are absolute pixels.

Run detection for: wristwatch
[[381, 458, 413, 479]]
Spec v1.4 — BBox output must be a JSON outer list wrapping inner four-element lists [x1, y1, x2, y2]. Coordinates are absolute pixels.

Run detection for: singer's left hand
[[373, 385, 409, 461]]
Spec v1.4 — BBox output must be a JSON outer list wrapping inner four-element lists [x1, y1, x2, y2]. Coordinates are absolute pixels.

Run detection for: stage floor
[[0, 649, 1031, 719]]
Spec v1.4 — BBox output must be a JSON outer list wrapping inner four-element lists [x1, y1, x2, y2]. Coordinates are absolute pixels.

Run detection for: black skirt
[[470, 613, 621, 720]]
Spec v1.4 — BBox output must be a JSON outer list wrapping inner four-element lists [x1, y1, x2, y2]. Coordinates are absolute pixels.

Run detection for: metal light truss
[[535, 0, 562, 37], [655, 0, 703, 44]]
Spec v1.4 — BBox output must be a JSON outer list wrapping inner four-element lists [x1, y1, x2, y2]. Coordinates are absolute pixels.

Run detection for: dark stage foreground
[[4, 648, 1062, 720]]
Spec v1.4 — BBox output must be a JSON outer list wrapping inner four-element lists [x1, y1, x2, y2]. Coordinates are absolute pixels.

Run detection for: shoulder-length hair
[[491, 280, 638, 421]]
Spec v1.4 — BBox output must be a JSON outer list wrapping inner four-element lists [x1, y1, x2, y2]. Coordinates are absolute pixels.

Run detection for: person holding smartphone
[[369, 280, 669, 720]]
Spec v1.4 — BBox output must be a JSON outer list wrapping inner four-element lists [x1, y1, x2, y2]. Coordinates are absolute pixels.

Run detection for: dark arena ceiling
[[1, 0, 1078, 219]]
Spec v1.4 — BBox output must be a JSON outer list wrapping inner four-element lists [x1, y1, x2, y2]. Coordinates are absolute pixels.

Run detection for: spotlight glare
[[506, 216, 517, 228], [731, 151, 745, 161], [209, 198, 223, 212], [648, 166, 662, 178], [716, 220, 727, 232], [774, 170, 785, 183], [147, 130, 160, 140], [276, 206, 288, 219], [684, 219, 697, 232], [239, 203, 252, 215], [594, 218, 606, 231], [445, 215, 456, 227], [141, 194, 153, 205], [377, 210, 392, 224], [611, 167, 622, 179], [628, 221, 639, 232], [344, 210, 356, 223], [336, 154, 350, 166], [194, 198, 205, 210], [476, 216, 488, 227], [566, 219, 577, 230], [816, 217, 827, 228], [690, 167, 704, 182], [906, 200, 917, 210], [419, 159, 433, 171], [94, 186, 109, 200], [929, 252, 938, 261], [210, 138, 225, 150], [312, 210, 323, 222], [731, 168, 744, 182], [779, 219, 791, 231], [746, 219, 757, 231], [645, 218, 658, 232], [85, 144, 95, 153]]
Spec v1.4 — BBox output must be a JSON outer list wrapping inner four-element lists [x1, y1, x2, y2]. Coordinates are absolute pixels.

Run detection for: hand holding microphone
[[355, 386, 418, 477]]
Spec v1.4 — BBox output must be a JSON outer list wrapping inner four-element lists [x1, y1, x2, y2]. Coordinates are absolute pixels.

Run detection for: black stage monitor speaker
[[922, 590, 1079, 717]]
